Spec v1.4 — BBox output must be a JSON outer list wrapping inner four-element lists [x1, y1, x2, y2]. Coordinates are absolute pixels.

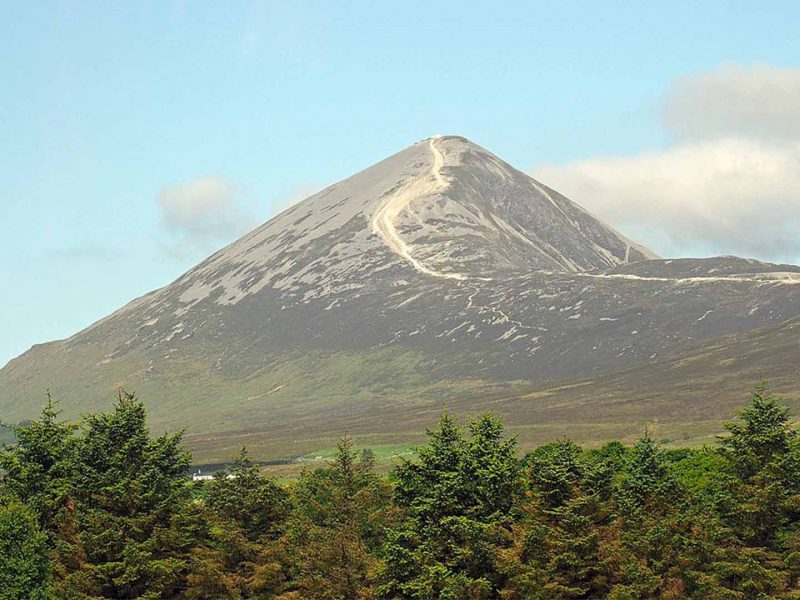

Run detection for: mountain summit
[[2, 136, 800, 461], [175, 135, 655, 309]]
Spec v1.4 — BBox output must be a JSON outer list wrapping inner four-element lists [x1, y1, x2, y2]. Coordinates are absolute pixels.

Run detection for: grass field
[[299, 442, 417, 463]]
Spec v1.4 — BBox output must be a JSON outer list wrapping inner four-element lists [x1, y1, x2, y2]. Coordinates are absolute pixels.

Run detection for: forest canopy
[[1, 385, 800, 599]]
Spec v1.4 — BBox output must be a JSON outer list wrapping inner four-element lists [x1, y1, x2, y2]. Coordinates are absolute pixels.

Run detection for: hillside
[[2, 135, 800, 462]]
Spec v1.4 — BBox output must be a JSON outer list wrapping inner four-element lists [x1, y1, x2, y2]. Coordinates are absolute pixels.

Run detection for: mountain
[[3, 136, 800, 462]]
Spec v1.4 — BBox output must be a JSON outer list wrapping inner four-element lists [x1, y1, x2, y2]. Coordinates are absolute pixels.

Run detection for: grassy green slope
[[4, 318, 799, 464]]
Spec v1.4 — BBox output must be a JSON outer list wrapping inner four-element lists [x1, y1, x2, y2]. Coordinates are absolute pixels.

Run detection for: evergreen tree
[[0, 497, 52, 600], [206, 447, 288, 542], [63, 390, 201, 598], [0, 393, 87, 592], [604, 434, 688, 598], [286, 435, 395, 599], [185, 447, 289, 599], [0, 392, 77, 536], [716, 384, 800, 548], [617, 433, 680, 512], [380, 413, 521, 599], [503, 439, 612, 598], [722, 384, 796, 480]]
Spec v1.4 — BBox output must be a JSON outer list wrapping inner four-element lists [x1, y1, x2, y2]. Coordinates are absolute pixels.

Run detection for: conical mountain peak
[[166, 136, 656, 308]]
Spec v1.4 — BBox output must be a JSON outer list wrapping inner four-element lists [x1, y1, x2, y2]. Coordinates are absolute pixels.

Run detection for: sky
[[2, 1, 800, 366]]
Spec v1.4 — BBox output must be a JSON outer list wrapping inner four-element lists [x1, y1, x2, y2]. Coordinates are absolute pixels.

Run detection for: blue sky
[[3, 1, 800, 366]]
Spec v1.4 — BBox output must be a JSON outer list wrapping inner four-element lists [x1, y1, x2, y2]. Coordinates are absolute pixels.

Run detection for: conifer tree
[[207, 447, 289, 542], [286, 435, 395, 599], [716, 384, 800, 548], [186, 447, 289, 599], [0, 392, 77, 536], [381, 413, 521, 599], [617, 433, 680, 512], [603, 434, 686, 597], [64, 390, 200, 598], [0, 393, 87, 592], [504, 439, 611, 598], [0, 498, 52, 600]]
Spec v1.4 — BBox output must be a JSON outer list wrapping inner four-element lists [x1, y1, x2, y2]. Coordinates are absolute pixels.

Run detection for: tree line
[[2, 385, 800, 599]]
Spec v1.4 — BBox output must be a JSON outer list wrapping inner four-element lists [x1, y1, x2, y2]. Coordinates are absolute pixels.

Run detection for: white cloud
[[156, 176, 257, 254], [663, 63, 800, 142], [531, 63, 800, 265]]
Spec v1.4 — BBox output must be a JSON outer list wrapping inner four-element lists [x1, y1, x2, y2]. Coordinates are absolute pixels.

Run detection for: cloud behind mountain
[[530, 63, 800, 264], [156, 176, 258, 257]]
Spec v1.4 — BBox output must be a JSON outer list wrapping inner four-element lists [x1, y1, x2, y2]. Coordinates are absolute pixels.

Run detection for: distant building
[[191, 469, 238, 481]]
